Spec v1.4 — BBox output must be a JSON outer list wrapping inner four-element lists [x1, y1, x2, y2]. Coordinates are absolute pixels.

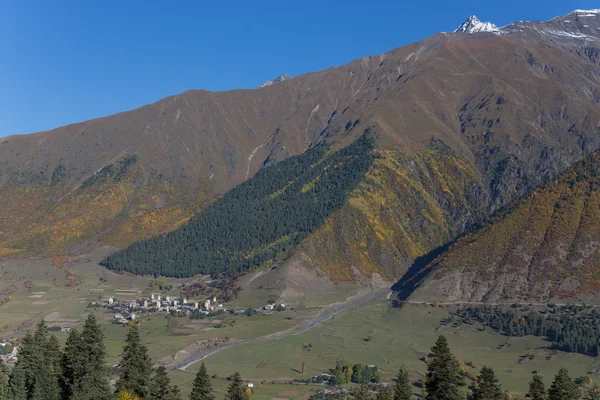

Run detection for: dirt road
[[169, 287, 390, 371]]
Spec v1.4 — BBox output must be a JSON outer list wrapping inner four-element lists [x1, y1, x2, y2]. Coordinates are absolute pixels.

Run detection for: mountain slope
[[101, 135, 376, 277], [409, 150, 600, 303], [1, 9, 600, 286]]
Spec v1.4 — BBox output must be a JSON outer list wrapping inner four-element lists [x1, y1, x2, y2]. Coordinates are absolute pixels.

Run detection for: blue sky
[[0, 0, 595, 137]]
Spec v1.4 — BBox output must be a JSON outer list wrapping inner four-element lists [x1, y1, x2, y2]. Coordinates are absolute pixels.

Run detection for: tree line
[[0, 317, 591, 400], [0, 315, 251, 400], [311, 335, 590, 400], [101, 134, 376, 278], [453, 305, 600, 356]]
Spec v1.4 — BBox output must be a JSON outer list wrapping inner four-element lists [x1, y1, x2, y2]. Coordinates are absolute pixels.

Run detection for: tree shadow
[[391, 241, 453, 302]]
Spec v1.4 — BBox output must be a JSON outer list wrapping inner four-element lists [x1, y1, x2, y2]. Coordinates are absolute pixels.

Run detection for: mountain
[[407, 150, 600, 303], [258, 74, 292, 88], [101, 134, 376, 277], [1, 9, 600, 287], [455, 16, 498, 33]]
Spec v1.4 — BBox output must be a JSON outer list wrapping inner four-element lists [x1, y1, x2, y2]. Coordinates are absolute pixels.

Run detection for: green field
[[198, 302, 598, 395], [2, 251, 598, 398], [169, 370, 323, 400]]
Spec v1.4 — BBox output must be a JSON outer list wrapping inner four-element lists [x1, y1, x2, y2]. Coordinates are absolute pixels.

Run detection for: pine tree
[[8, 333, 38, 399], [8, 365, 27, 400], [548, 368, 580, 400], [63, 315, 110, 399], [116, 324, 153, 398], [527, 375, 546, 400], [425, 335, 464, 400], [33, 333, 62, 400], [70, 371, 113, 400], [376, 385, 392, 400], [225, 373, 248, 400], [169, 385, 183, 400], [190, 363, 215, 400], [0, 359, 8, 399], [150, 365, 181, 400], [472, 366, 503, 400], [81, 313, 106, 373], [393, 365, 412, 400], [61, 328, 86, 398]]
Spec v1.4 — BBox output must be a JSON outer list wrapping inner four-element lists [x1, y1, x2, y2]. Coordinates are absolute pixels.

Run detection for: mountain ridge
[[1, 9, 600, 290], [408, 149, 600, 303]]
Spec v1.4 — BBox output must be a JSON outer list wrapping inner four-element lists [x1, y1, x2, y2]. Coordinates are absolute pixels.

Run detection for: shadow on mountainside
[[391, 242, 453, 302]]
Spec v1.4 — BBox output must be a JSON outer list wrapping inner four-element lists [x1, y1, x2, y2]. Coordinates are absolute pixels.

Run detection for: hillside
[[408, 150, 600, 303], [101, 135, 376, 277], [1, 9, 600, 286]]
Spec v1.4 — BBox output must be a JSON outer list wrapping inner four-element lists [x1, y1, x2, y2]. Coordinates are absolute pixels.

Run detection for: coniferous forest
[[101, 134, 376, 278], [451, 304, 600, 356]]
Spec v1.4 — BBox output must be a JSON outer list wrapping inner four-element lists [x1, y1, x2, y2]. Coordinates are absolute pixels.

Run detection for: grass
[[199, 302, 598, 395], [169, 370, 324, 400]]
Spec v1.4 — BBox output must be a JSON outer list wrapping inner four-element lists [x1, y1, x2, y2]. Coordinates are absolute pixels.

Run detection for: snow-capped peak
[[570, 9, 600, 17], [455, 15, 499, 33], [258, 74, 292, 88]]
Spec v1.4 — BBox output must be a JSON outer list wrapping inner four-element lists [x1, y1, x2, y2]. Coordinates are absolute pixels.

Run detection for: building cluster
[[101, 293, 225, 324], [0, 341, 18, 364]]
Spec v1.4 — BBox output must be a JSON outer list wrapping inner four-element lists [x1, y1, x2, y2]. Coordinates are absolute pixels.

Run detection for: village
[[93, 292, 286, 327]]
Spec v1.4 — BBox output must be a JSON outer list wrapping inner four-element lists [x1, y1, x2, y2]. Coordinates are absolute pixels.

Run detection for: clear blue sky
[[0, 0, 594, 137]]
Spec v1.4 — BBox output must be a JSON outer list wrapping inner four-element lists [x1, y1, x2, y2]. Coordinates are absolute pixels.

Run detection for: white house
[[264, 304, 274, 311]]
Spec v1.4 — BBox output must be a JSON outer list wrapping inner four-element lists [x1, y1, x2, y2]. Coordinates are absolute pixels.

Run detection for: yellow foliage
[[116, 390, 140, 400], [300, 149, 481, 282]]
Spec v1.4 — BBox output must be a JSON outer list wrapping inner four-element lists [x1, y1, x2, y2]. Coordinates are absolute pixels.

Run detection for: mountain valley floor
[[0, 250, 598, 397]]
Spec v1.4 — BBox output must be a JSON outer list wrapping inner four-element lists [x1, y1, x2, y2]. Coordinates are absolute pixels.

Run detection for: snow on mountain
[[258, 74, 292, 88], [570, 9, 600, 16], [455, 16, 499, 33]]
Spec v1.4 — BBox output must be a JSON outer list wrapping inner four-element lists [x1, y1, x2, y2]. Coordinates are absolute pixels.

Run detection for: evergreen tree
[[472, 366, 503, 400], [225, 373, 248, 400], [81, 313, 106, 373], [70, 371, 113, 400], [8, 333, 38, 399], [190, 363, 215, 400], [62, 315, 109, 399], [376, 385, 392, 400], [0, 359, 8, 399], [169, 385, 183, 400], [6, 321, 62, 400], [548, 368, 580, 400], [150, 365, 181, 400], [61, 328, 86, 398], [353, 384, 371, 400], [117, 324, 153, 399], [425, 335, 464, 400], [34, 333, 62, 400], [8, 365, 27, 400], [393, 365, 412, 400], [527, 375, 546, 400]]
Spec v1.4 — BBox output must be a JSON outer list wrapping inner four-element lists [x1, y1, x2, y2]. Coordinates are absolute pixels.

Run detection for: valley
[[2, 5, 600, 400]]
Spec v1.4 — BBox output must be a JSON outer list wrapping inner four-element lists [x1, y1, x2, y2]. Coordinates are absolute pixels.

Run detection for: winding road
[[169, 287, 390, 371]]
